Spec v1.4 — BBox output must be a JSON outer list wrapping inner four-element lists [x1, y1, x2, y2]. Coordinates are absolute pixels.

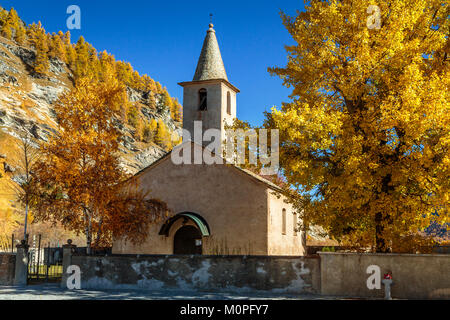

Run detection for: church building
[[113, 23, 305, 256]]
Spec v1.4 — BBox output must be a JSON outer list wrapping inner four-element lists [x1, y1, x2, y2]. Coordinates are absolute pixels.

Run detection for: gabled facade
[[113, 24, 305, 256]]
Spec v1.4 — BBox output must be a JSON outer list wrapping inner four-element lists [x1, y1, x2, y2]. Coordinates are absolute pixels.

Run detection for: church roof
[[130, 141, 284, 193], [193, 24, 228, 82]]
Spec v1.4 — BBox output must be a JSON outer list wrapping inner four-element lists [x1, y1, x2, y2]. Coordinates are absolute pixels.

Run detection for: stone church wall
[[319, 252, 450, 299], [0, 253, 15, 285], [70, 254, 320, 294], [114, 157, 272, 255], [267, 191, 305, 256]]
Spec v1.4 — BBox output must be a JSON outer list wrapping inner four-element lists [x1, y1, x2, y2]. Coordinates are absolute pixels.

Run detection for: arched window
[[227, 91, 231, 115], [282, 209, 287, 235], [199, 88, 207, 111]]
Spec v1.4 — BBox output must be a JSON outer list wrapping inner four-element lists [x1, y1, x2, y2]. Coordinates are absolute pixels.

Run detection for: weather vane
[[210, 13, 213, 25]]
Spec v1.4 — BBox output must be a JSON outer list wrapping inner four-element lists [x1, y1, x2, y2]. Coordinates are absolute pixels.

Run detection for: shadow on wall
[[68, 254, 320, 294]]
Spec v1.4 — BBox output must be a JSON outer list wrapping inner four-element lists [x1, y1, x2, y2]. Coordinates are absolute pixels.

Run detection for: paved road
[[0, 285, 337, 300]]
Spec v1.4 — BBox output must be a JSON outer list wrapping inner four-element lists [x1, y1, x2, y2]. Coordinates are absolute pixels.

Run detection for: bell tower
[[178, 23, 240, 143]]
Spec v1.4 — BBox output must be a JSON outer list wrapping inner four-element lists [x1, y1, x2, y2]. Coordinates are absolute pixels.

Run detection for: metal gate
[[27, 234, 63, 284]]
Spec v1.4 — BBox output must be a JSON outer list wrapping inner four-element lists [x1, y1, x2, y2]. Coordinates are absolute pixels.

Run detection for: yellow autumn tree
[[172, 98, 183, 122], [0, 7, 7, 25], [142, 118, 158, 143], [0, 162, 21, 238], [0, 8, 26, 44], [267, 0, 449, 252], [14, 23, 26, 45], [32, 66, 169, 252], [30, 22, 49, 75], [0, 7, 180, 114], [63, 31, 77, 67], [48, 32, 66, 62], [73, 36, 91, 79], [154, 119, 172, 150], [0, 8, 11, 39], [10, 8, 25, 45]]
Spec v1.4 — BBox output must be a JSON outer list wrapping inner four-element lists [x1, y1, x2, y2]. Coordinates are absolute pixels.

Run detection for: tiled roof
[[193, 24, 228, 81]]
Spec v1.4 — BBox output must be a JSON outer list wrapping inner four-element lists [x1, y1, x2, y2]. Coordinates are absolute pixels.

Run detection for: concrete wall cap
[[317, 252, 450, 258]]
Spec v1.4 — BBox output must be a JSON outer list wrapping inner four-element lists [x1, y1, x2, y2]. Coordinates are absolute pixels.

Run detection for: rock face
[[0, 35, 181, 174]]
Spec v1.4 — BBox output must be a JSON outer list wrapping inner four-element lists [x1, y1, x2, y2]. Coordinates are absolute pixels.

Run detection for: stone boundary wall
[[70, 254, 320, 294], [319, 252, 450, 299], [0, 253, 16, 285]]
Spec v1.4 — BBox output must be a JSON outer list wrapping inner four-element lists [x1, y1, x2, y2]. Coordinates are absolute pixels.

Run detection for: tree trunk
[[375, 173, 393, 253], [23, 200, 29, 242], [375, 212, 385, 253], [84, 209, 92, 255], [86, 234, 92, 255], [94, 217, 103, 248], [375, 212, 392, 253]]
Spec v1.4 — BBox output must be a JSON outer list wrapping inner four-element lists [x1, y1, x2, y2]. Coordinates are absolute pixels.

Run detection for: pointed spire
[[193, 22, 228, 81]]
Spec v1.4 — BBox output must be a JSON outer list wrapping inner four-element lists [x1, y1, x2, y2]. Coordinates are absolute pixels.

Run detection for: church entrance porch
[[173, 225, 202, 255], [158, 212, 210, 255]]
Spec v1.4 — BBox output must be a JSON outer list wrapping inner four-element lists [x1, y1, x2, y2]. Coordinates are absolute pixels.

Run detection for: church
[[112, 23, 305, 256]]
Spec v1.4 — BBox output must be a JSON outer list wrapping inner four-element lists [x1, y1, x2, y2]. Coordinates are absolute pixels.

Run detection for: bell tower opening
[[199, 88, 207, 111], [178, 22, 240, 143]]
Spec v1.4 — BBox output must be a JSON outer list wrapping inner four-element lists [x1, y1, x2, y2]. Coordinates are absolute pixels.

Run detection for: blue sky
[[1, 0, 305, 126]]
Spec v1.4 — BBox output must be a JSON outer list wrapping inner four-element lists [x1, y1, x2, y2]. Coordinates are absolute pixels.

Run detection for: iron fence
[[27, 234, 63, 284]]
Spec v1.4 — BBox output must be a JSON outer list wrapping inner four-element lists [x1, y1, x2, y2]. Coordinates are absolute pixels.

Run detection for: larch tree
[[9, 8, 25, 45], [14, 23, 26, 45], [154, 119, 172, 150], [266, 0, 449, 252], [0, 7, 7, 24], [73, 36, 92, 79], [48, 32, 66, 62], [32, 67, 170, 253], [142, 119, 158, 143], [32, 24, 49, 75], [0, 7, 25, 44], [63, 31, 77, 67], [0, 8, 13, 39], [172, 98, 183, 122]]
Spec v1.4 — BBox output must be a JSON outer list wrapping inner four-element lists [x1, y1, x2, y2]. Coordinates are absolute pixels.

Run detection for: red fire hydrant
[[382, 272, 393, 300]]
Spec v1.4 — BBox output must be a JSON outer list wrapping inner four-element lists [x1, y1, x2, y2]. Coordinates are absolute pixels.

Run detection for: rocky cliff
[[0, 35, 180, 174], [0, 33, 183, 224]]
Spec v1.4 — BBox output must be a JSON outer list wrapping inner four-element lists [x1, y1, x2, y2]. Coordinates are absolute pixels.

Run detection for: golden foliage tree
[[48, 32, 66, 62], [30, 22, 49, 75], [1, 7, 181, 115], [0, 7, 13, 39], [32, 67, 169, 252], [142, 119, 158, 143], [0, 7, 24, 44], [0, 170, 21, 238], [73, 36, 91, 79], [9, 126, 41, 241], [267, 0, 449, 252], [14, 23, 26, 45], [154, 119, 173, 150], [63, 31, 77, 67]]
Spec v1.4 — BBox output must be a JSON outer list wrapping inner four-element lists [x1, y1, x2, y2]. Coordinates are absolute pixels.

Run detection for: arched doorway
[[173, 225, 202, 255]]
